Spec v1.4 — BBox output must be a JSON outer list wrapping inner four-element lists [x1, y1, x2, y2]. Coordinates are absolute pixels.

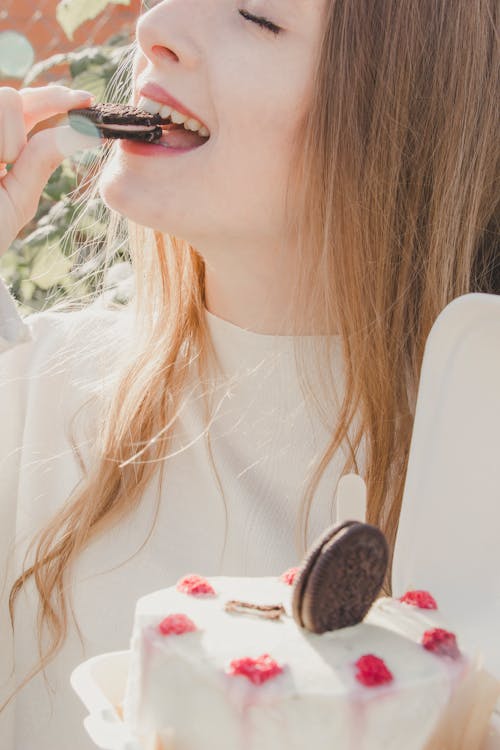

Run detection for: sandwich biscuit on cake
[[292, 520, 389, 633]]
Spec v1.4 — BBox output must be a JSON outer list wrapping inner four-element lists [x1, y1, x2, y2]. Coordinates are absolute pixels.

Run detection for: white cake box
[[72, 293, 500, 749], [70, 650, 142, 750]]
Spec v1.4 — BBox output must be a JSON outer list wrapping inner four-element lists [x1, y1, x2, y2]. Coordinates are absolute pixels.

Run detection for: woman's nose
[[136, 1, 203, 70]]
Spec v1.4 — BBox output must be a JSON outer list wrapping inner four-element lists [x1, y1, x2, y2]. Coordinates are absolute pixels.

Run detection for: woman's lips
[[138, 80, 206, 128]]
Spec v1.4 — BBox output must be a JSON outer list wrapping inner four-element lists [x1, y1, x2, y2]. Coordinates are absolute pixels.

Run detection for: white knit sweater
[[0, 276, 352, 750]]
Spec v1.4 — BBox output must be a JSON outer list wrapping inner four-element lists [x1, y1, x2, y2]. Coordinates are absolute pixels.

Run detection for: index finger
[[19, 85, 95, 134]]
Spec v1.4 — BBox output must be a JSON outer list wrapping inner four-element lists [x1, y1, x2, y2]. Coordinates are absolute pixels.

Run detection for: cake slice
[[121, 522, 500, 750]]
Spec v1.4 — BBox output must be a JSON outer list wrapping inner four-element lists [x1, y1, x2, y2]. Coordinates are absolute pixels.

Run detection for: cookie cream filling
[[101, 123, 158, 132]]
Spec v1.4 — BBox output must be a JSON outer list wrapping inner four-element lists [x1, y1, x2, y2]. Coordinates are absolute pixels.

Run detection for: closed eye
[[239, 9, 282, 36], [140, 2, 282, 36]]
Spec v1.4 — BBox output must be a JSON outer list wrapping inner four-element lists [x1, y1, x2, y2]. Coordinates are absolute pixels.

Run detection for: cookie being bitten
[[68, 102, 212, 149], [68, 103, 164, 142]]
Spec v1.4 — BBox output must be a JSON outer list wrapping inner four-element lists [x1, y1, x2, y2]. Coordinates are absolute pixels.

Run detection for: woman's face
[[99, 0, 326, 278]]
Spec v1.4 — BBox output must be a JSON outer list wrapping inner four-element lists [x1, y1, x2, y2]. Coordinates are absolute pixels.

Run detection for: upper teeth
[[138, 96, 210, 138]]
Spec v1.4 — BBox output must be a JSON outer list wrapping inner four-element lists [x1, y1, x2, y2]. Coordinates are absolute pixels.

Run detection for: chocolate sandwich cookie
[[68, 103, 164, 143], [292, 520, 389, 634]]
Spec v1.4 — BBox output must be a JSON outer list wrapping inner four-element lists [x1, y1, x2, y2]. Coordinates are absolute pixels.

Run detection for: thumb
[[3, 125, 103, 225]]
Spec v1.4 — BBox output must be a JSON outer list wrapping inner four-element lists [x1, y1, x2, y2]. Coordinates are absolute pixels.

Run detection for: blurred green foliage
[[56, 0, 132, 42], [0, 25, 134, 314]]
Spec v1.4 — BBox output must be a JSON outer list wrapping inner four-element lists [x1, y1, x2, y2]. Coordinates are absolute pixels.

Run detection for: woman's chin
[[97, 171, 194, 239], [97, 163, 160, 224]]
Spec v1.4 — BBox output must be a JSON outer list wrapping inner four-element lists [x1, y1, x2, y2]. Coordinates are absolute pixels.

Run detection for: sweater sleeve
[[0, 276, 37, 741], [0, 276, 33, 353], [0, 276, 126, 742]]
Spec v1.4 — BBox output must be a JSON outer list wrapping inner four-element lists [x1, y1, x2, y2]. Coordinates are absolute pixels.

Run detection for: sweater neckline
[[203, 306, 340, 379], [203, 306, 338, 343]]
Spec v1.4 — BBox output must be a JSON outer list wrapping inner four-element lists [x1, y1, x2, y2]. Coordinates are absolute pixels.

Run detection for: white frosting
[[123, 577, 468, 750]]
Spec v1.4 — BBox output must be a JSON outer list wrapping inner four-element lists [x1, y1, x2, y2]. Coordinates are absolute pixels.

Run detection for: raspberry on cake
[[279, 566, 299, 585], [228, 654, 284, 685], [400, 590, 438, 609], [354, 654, 394, 687], [176, 574, 216, 596], [422, 628, 461, 659], [157, 613, 197, 636]]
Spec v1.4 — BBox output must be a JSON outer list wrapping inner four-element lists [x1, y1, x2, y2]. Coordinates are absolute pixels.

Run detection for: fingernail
[[73, 90, 96, 103]]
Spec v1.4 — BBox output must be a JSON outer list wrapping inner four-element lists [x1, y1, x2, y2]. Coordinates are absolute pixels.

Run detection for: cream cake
[[121, 522, 500, 750]]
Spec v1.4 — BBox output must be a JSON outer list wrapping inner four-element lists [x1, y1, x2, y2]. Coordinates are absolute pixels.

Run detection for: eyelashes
[[139, 2, 282, 36], [238, 10, 282, 36]]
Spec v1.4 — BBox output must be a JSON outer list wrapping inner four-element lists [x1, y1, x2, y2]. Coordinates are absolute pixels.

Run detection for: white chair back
[[393, 293, 500, 680]]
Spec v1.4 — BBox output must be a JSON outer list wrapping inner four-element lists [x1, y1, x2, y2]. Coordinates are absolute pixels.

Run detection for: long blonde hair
[[3, 0, 499, 711]]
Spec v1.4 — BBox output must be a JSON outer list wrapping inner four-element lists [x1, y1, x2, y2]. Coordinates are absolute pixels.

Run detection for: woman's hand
[[0, 85, 102, 257]]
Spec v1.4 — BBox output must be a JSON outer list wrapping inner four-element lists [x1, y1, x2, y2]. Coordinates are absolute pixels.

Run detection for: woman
[[0, 0, 498, 747]]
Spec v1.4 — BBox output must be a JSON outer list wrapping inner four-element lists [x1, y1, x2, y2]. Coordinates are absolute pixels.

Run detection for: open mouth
[[135, 92, 211, 149], [156, 120, 210, 149]]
